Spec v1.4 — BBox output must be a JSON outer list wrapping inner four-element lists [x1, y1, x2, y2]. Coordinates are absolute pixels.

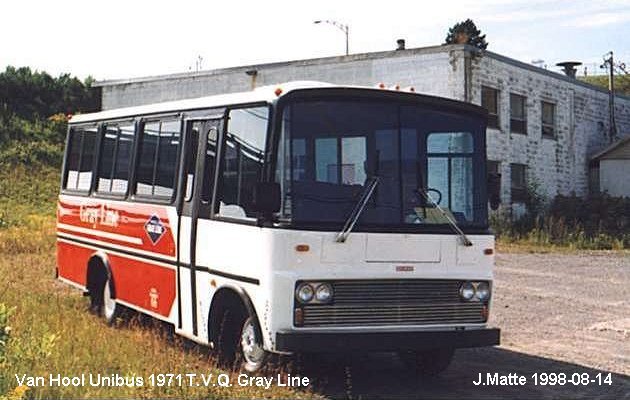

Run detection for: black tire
[[400, 348, 455, 376], [90, 272, 123, 325], [215, 308, 268, 372]]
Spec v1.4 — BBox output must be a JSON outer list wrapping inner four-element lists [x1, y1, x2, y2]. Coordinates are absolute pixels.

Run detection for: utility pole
[[601, 51, 617, 143]]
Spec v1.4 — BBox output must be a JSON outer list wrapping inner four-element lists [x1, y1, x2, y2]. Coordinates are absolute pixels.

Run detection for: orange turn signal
[[295, 244, 310, 252], [294, 308, 304, 326]]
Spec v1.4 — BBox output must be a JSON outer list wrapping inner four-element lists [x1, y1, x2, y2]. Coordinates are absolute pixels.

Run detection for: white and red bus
[[57, 81, 500, 374]]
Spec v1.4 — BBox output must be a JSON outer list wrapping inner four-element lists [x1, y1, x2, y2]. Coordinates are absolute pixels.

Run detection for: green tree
[[579, 74, 630, 96], [444, 19, 488, 50], [0, 66, 100, 121]]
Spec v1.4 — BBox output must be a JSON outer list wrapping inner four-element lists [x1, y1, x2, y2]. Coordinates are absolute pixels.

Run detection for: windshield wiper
[[417, 188, 473, 247], [336, 176, 380, 243]]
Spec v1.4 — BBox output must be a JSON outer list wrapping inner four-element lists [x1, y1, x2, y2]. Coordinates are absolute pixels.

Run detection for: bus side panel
[[56, 194, 178, 321], [108, 254, 176, 317], [57, 239, 91, 287]]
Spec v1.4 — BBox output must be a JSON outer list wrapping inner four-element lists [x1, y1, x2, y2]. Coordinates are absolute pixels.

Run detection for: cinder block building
[[94, 43, 630, 205]]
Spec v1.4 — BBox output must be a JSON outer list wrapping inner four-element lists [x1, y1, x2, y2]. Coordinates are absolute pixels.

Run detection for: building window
[[481, 86, 499, 129], [510, 93, 527, 134], [510, 163, 527, 203], [487, 160, 502, 207], [541, 101, 556, 138]]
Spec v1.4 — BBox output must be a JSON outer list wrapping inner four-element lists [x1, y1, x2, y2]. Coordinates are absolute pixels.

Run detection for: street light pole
[[314, 20, 349, 55]]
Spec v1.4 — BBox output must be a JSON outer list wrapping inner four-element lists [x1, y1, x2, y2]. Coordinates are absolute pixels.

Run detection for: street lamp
[[314, 20, 349, 55]]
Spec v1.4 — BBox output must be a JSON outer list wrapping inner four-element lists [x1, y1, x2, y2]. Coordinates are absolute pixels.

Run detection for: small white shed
[[589, 136, 630, 197]]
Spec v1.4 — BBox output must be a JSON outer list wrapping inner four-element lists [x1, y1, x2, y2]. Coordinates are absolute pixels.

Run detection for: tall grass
[[491, 193, 630, 251]]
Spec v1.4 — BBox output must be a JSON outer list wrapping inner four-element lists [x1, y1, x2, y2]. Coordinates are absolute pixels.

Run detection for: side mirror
[[252, 182, 281, 215], [488, 173, 501, 210]]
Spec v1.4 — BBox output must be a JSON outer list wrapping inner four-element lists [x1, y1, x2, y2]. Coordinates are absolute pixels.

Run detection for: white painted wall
[[600, 159, 630, 197]]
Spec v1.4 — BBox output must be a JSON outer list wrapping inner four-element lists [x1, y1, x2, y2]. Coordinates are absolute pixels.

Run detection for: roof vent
[[556, 61, 582, 78], [396, 39, 405, 51]]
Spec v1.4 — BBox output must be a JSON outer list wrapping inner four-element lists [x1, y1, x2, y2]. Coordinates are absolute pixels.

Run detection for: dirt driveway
[[304, 251, 630, 399]]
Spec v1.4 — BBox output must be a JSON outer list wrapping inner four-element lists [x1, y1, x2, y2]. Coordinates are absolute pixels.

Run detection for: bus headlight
[[475, 281, 490, 301], [459, 281, 475, 300], [315, 283, 333, 303], [295, 283, 314, 303]]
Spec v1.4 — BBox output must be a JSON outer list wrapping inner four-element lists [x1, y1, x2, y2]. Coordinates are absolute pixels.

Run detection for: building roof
[[93, 44, 630, 101], [591, 135, 630, 161]]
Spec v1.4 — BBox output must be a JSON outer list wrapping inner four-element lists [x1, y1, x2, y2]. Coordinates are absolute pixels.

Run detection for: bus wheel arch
[[208, 286, 267, 372]]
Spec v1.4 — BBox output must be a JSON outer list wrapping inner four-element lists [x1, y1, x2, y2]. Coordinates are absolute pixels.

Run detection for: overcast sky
[[2, 0, 629, 81]]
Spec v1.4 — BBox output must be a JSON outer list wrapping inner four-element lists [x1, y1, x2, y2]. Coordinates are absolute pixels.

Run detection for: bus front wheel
[[216, 308, 267, 372]]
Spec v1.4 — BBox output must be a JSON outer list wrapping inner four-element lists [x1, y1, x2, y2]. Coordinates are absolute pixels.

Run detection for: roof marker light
[[378, 82, 386, 89], [274, 87, 283, 96]]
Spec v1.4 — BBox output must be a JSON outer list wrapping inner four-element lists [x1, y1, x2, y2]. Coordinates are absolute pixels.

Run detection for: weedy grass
[[0, 167, 316, 399]]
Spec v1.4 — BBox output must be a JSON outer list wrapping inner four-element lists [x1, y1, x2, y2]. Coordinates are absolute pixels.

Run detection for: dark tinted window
[[201, 127, 217, 203], [64, 126, 98, 191], [134, 119, 180, 199], [64, 131, 82, 190], [113, 125, 134, 194], [217, 107, 269, 219], [481, 86, 499, 129], [97, 128, 116, 192], [135, 121, 159, 196], [78, 132, 97, 191], [510, 93, 527, 134], [96, 122, 136, 195], [184, 125, 199, 201], [511, 163, 527, 202], [541, 101, 556, 138]]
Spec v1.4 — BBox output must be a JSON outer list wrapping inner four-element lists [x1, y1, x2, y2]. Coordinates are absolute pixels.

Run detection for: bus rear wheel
[[90, 272, 123, 325], [399, 348, 455, 376]]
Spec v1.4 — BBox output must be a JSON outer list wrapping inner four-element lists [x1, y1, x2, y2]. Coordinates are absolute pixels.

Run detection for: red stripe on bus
[[57, 239, 176, 318], [58, 195, 176, 256], [57, 240, 91, 286], [108, 254, 176, 317]]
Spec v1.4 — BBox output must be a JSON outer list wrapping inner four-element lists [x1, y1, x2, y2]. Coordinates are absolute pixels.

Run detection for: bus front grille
[[299, 280, 487, 327]]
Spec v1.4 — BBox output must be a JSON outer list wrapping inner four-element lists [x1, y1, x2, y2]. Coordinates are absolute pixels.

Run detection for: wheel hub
[[241, 321, 264, 364]]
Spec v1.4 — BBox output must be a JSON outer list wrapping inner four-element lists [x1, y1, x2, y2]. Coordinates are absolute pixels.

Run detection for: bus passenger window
[[201, 127, 217, 203], [134, 119, 180, 199], [64, 125, 98, 191], [218, 107, 269, 219], [184, 126, 199, 201], [96, 122, 136, 195]]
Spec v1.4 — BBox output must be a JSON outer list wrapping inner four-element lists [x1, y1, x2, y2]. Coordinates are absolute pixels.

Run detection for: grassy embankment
[[0, 166, 312, 399]]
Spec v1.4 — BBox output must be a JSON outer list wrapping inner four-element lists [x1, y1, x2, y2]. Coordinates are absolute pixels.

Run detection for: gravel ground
[[303, 251, 630, 399], [493, 251, 630, 376]]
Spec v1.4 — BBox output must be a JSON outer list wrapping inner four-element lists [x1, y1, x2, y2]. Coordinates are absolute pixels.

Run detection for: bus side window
[[96, 122, 136, 195], [184, 126, 199, 202], [64, 125, 98, 192], [217, 107, 269, 219], [134, 119, 181, 199], [201, 127, 217, 203]]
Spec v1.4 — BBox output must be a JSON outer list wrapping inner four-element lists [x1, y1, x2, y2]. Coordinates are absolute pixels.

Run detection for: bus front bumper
[[275, 328, 500, 353]]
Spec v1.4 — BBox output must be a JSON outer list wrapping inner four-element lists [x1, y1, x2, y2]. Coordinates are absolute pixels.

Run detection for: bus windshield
[[275, 97, 488, 230]]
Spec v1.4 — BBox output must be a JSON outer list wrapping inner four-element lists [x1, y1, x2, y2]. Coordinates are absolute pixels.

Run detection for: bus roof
[[69, 80, 485, 124], [69, 81, 337, 124]]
